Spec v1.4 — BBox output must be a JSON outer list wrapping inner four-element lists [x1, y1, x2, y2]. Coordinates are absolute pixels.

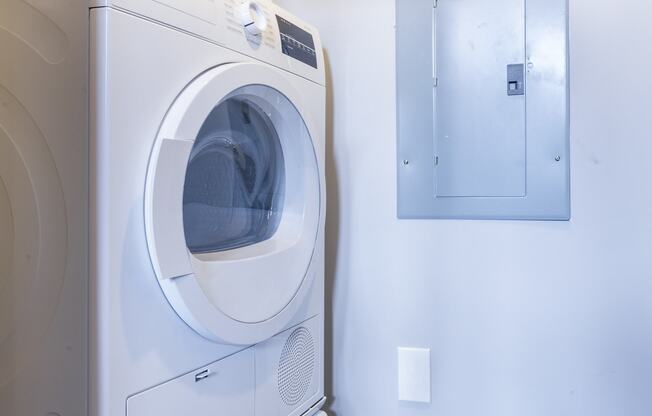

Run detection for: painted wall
[[279, 0, 652, 415]]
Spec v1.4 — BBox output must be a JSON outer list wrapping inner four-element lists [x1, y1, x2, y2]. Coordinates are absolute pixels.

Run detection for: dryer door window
[[183, 94, 286, 254]]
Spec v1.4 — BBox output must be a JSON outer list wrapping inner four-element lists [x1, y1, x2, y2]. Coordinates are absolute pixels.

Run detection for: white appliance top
[[90, 0, 326, 86]]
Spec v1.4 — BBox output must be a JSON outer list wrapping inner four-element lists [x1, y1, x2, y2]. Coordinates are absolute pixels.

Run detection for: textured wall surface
[[0, 0, 88, 415], [278, 0, 652, 415]]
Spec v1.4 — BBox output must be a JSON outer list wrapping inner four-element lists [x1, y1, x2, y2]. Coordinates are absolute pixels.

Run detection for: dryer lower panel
[[255, 315, 324, 416], [126, 348, 255, 416]]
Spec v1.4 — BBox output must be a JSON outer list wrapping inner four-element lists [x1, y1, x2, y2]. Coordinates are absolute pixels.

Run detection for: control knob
[[240, 1, 268, 37]]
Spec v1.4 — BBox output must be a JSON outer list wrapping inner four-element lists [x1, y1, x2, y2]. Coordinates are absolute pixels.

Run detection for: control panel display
[[276, 15, 317, 69]]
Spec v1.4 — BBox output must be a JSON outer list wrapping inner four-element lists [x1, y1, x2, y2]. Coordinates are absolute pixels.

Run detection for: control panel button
[[240, 1, 268, 36]]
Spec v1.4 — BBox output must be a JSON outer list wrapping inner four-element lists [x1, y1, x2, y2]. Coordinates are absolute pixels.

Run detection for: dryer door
[[145, 63, 322, 345]]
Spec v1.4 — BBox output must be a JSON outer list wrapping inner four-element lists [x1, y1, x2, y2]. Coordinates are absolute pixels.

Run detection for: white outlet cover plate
[[397, 347, 431, 403]]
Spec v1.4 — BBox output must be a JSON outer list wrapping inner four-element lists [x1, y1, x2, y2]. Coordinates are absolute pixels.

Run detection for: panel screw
[[555, 155, 561, 162], [403, 160, 409, 165]]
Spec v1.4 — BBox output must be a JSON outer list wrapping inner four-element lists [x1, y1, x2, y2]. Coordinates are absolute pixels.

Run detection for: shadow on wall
[[322, 49, 339, 416]]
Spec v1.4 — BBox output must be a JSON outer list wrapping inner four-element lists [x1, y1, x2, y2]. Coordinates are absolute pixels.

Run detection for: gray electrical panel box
[[397, 0, 570, 220]]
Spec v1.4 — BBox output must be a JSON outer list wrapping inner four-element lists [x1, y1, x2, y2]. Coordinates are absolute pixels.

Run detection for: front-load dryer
[[0, 1, 326, 415]]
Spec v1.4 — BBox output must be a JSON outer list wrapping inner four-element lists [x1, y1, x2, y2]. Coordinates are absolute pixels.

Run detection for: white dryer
[[0, 1, 326, 416]]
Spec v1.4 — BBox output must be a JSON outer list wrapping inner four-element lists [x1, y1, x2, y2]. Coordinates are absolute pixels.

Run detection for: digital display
[[276, 15, 318, 69]]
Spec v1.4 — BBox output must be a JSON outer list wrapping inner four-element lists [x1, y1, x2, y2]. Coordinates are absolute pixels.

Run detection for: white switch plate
[[397, 347, 431, 403]]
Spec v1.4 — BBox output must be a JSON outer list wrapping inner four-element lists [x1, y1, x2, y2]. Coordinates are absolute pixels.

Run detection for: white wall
[[279, 1, 652, 415]]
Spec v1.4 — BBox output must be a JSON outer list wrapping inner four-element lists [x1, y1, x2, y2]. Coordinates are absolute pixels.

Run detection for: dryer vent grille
[[277, 327, 315, 406]]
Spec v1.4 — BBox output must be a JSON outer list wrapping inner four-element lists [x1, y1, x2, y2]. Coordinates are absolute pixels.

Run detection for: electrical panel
[[397, 0, 570, 220]]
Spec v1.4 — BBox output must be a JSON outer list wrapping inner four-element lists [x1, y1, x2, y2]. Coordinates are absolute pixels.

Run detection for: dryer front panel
[[145, 63, 322, 345]]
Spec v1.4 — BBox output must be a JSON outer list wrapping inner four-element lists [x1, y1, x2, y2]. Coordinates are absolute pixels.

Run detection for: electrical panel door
[[435, 0, 526, 198]]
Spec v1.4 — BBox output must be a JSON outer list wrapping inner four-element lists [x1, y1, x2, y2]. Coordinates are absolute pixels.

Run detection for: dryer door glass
[[183, 95, 286, 254]]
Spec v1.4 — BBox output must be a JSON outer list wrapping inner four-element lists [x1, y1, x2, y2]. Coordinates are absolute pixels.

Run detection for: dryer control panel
[[223, 0, 323, 83], [98, 0, 325, 86], [222, 0, 323, 82], [276, 15, 317, 69]]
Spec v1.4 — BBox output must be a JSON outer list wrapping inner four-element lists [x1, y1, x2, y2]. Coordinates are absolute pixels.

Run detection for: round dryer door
[[145, 63, 322, 345]]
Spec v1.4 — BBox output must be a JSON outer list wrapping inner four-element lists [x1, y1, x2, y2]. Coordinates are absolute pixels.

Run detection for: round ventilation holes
[[277, 327, 315, 406]]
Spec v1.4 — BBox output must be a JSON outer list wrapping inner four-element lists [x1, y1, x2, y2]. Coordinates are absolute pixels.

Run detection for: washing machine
[[0, 1, 326, 415]]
